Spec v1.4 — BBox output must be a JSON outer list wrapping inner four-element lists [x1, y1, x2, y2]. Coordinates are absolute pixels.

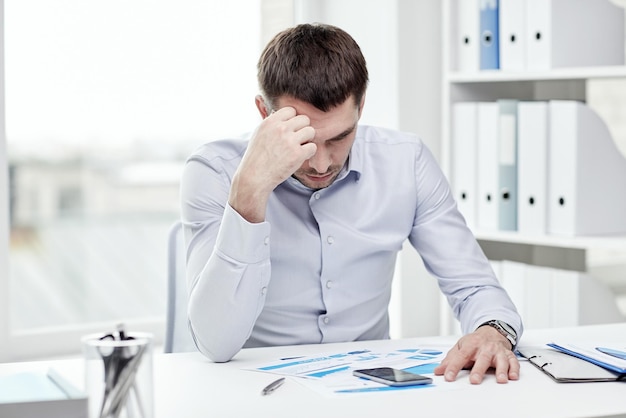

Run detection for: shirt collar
[[345, 125, 363, 181]]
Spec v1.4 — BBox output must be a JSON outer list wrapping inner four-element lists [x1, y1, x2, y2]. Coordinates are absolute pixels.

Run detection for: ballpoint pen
[[261, 377, 285, 396]]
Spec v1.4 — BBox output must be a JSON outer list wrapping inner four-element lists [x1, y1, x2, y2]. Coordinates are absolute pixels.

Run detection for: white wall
[[396, 0, 444, 338], [294, 0, 400, 129]]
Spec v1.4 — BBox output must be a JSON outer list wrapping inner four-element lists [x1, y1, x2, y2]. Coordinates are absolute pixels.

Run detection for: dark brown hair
[[258, 23, 368, 112]]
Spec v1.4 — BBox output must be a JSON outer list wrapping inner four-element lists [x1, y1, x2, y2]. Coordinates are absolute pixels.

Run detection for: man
[[180, 23, 522, 384]]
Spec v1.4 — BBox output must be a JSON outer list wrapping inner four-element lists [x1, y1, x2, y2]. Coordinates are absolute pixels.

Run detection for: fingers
[[300, 141, 317, 160], [238, 106, 317, 192], [270, 107, 315, 145], [437, 333, 520, 385], [272, 109, 316, 162], [479, 348, 519, 384], [271, 105, 297, 120], [433, 362, 447, 376], [469, 349, 494, 384], [434, 343, 472, 382], [507, 352, 521, 381]]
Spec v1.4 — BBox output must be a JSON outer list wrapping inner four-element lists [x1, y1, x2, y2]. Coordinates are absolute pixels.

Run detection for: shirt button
[[327, 236, 334, 244], [323, 317, 330, 324], [261, 287, 267, 295], [264, 236, 270, 245], [326, 280, 333, 289], [314, 192, 321, 200]]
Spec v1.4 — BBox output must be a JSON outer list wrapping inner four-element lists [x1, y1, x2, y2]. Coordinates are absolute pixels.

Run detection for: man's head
[[257, 23, 369, 112], [255, 24, 368, 190]]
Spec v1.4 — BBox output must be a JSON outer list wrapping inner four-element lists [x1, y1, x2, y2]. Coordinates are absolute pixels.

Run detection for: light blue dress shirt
[[181, 125, 522, 362]]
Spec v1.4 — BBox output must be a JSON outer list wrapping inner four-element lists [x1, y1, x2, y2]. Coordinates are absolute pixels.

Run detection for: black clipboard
[[518, 346, 626, 383]]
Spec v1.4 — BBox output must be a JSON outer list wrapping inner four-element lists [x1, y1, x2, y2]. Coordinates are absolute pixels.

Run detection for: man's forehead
[[275, 98, 358, 137], [314, 120, 357, 141]]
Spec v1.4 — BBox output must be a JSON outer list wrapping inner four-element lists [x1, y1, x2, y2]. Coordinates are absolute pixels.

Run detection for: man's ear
[[255, 95, 270, 119]]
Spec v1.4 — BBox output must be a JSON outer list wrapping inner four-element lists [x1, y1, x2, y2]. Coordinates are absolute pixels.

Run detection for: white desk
[[2, 323, 625, 418]]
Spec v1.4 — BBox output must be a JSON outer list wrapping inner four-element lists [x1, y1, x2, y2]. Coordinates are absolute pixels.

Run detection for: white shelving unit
[[439, 0, 626, 334], [441, 0, 626, 268]]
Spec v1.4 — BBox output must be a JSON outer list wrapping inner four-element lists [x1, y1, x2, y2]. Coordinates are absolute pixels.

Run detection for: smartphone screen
[[352, 367, 433, 387]]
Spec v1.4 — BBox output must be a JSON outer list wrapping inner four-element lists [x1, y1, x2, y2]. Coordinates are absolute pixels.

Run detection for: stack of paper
[[248, 346, 449, 397]]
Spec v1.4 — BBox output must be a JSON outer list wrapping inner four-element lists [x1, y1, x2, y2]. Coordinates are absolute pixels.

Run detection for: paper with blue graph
[[248, 346, 450, 396]]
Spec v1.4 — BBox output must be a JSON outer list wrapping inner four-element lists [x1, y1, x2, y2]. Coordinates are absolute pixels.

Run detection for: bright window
[[3, 0, 263, 358]]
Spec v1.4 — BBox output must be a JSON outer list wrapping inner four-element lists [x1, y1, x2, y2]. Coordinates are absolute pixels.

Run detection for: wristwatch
[[479, 320, 517, 349]]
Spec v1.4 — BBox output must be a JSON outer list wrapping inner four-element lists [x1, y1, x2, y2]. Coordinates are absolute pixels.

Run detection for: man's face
[[274, 96, 362, 190]]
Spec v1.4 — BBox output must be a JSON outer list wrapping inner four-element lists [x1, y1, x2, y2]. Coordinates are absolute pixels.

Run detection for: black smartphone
[[352, 367, 433, 387]]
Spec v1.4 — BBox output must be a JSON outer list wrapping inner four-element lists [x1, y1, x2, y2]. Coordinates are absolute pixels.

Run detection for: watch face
[[497, 321, 516, 338], [492, 321, 517, 347]]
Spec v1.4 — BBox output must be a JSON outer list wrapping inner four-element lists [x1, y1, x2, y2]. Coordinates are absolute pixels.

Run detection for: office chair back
[[165, 221, 197, 353]]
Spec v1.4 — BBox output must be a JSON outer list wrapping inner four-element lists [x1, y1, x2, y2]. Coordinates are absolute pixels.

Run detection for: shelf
[[442, 1, 626, 259], [474, 230, 626, 252], [447, 65, 626, 84]]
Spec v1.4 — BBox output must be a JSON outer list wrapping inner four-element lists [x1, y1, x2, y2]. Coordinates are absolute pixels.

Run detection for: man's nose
[[307, 146, 331, 173]]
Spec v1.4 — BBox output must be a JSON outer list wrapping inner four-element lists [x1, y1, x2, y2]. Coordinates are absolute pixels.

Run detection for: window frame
[[0, 0, 12, 361]]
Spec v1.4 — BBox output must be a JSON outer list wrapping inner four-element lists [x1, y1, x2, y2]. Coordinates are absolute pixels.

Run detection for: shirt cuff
[[214, 204, 271, 264]]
